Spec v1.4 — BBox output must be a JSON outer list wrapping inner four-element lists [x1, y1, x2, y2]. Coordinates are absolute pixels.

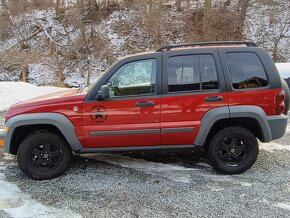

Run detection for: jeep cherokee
[[0, 41, 288, 180]]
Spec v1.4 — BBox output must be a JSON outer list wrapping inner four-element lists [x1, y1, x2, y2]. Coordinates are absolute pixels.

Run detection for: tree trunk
[[176, 0, 182, 12], [272, 42, 278, 62], [21, 64, 29, 82], [238, 0, 250, 39], [202, 0, 211, 33], [87, 59, 91, 85], [55, 0, 61, 17]]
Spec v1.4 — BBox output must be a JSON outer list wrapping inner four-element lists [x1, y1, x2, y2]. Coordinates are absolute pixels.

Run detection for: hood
[[10, 88, 86, 109]]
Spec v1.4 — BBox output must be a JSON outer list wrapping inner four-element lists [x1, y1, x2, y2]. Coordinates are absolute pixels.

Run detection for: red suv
[[0, 41, 288, 180]]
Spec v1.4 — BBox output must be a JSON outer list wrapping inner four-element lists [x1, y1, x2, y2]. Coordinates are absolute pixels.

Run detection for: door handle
[[136, 101, 155, 107], [204, 96, 223, 102]]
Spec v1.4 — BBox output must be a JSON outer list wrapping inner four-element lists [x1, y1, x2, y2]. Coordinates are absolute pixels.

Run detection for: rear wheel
[[208, 126, 258, 174], [17, 131, 72, 180]]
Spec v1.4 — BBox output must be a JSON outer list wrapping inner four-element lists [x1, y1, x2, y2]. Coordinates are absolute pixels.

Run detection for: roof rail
[[156, 41, 258, 52]]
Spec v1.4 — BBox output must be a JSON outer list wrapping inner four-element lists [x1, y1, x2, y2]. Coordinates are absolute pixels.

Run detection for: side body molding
[[194, 105, 272, 146], [4, 113, 83, 153]]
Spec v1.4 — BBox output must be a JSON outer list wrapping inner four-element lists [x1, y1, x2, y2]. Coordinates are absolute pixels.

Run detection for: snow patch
[[0, 82, 67, 111], [92, 153, 198, 183], [240, 182, 253, 187], [0, 172, 81, 218], [28, 64, 56, 86], [260, 142, 290, 152], [273, 202, 290, 211]]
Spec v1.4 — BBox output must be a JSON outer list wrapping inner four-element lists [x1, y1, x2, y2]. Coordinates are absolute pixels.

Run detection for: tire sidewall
[[208, 127, 258, 174], [18, 132, 72, 180]]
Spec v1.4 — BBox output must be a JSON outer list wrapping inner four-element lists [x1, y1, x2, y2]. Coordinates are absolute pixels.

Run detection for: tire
[[208, 126, 258, 174], [17, 131, 72, 180], [281, 78, 289, 115]]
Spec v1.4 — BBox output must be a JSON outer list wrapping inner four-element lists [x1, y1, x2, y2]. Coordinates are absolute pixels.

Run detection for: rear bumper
[[267, 114, 288, 140], [0, 129, 5, 148]]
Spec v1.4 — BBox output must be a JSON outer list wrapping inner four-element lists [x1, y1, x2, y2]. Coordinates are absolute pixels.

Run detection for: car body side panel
[[226, 88, 283, 115], [82, 97, 161, 147], [160, 92, 228, 144]]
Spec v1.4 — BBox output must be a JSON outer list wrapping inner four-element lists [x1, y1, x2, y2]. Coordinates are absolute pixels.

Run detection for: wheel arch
[[5, 113, 83, 154], [10, 124, 67, 155], [194, 106, 272, 147]]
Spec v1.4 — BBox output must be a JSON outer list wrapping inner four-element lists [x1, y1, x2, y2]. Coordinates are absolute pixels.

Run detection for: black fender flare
[[4, 113, 83, 153]]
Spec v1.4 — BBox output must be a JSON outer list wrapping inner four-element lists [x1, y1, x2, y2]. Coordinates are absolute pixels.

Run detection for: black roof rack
[[156, 41, 257, 52]]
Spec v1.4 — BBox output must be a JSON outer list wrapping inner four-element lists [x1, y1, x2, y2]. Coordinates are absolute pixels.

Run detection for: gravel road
[[0, 113, 289, 218]]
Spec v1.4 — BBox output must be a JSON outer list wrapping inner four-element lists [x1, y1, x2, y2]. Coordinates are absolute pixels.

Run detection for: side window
[[167, 54, 218, 92], [107, 59, 157, 97], [201, 55, 218, 90], [226, 53, 268, 89], [168, 55, 200, 92]]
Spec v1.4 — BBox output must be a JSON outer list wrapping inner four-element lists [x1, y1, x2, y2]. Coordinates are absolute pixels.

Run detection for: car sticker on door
[[90, 105, 108, 123]]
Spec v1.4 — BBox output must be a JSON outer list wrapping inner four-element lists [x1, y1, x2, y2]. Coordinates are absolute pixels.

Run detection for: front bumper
[[267, 114, 288, 140], [0, 129, 5, 148]]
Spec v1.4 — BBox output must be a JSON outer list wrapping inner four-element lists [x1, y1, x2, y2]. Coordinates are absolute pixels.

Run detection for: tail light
[[275, 90, 285, 115]]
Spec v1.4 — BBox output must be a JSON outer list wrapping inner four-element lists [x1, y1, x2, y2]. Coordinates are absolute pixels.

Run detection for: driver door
[[82, 56, 161, 148]]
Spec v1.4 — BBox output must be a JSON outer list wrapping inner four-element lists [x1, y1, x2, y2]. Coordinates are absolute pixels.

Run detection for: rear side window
[[226, 53, 268, 89], [167, 54, 218, 92]]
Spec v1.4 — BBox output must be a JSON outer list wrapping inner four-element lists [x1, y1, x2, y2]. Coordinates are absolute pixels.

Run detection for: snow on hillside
[[0, 82, 67, 111]]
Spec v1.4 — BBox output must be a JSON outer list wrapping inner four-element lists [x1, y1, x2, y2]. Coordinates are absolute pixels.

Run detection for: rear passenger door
[[161, 48, 228, 145]]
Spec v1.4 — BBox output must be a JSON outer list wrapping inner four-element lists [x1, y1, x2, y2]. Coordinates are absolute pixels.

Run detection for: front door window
[[107, 59, 157, 97]]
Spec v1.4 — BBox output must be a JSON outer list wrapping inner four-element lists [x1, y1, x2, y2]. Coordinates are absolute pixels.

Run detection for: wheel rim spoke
[[31, 148, 41, 157], [221, 152, 230, 161], [239, 143, 246, 152], [221, 142, 230, 150], [46, 158, 54, 167], [230, 138, 239, 146], [42, 143, 51, 152], [219, 136, 247, 166], [30, 142, 61, 168], [233, 154, 242, 162], [51, 150, 61, 158]]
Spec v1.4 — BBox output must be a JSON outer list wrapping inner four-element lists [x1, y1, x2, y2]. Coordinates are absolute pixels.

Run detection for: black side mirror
[[97, 85, 109, 100]]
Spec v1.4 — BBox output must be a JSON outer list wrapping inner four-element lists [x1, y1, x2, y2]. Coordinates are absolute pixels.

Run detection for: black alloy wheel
[[30, 142, 62, 169], [208, 126, 259, 174], [219, 137, 247, 166], [18, 131, 72, 180]]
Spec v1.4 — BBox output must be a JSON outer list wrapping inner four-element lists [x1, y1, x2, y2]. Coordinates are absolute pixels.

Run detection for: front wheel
[[17, 131, 72, 180], [208, 126, 258, 174]]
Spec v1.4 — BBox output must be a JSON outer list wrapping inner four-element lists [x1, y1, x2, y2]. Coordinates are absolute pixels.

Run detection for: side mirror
[[97, 85, 109, 100]]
